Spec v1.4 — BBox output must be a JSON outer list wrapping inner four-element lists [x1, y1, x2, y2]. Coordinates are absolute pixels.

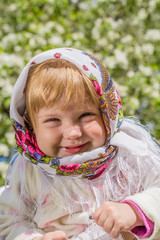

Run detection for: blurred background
[[0, 0, 160, 185]]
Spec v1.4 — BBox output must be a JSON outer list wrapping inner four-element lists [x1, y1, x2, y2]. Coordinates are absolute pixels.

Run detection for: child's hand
[[33, 231, 68, 240], [93, 201, 143, 238]]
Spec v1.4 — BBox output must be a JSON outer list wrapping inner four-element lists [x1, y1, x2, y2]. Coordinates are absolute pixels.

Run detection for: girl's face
[[33, 101, 106, 157]]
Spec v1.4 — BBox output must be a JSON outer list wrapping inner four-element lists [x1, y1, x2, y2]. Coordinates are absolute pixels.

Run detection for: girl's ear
[[23, 113, 33, 132]]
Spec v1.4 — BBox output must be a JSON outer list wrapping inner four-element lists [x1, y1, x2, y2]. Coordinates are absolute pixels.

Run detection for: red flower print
[[89, 164, 106, 180], [25, 140, 36, 154], [92, 80, 102, 99], [91, 63, 96, 68], [14, 129, 26, 151], [83, 65, 88, 71], [14, 129, 26, 145], [54, 53, 61, 58], [59, 164, 81, 172], [25, 130, 45, 156]]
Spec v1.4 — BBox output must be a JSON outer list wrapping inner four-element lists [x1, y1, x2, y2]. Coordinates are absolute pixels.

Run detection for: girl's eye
[[80, 112, 95, 121], [45, 118, 61, 127], [80, 112, 92, 118], [49, 118, 60, 122]]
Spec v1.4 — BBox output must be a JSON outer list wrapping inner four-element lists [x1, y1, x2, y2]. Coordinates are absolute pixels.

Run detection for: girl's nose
[[63, 125, 82, 139]]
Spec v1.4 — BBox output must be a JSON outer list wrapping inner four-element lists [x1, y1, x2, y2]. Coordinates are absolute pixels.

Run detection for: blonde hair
[[25, 59, 100, 128]]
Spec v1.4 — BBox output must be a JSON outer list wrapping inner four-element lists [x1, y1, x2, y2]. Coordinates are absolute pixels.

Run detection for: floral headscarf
[[10, 48, 123, 180]]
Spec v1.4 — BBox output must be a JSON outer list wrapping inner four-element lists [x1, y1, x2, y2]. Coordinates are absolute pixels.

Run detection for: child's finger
[[97, 210, 109, 227], [52, 231, 68, 240], [93, 206, 102, 223], [109, 223, 121, 239], [43, 231, 68, 240], [103, 219, 114, 234]]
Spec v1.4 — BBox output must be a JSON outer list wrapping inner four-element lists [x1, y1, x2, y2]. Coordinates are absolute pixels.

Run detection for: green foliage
[[0, 0, 160, 182], [0, 162, 8, 186], [0, 175, 5, 187]]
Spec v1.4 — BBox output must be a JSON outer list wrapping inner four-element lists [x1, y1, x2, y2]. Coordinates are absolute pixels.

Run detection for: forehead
[[36, 99, 100, 116]]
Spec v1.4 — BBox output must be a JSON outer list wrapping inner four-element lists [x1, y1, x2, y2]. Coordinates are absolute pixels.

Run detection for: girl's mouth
[[62, 143, 87, 154]]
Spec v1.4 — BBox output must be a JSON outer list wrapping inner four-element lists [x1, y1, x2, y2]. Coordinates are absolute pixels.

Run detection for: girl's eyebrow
[[41, 113, 61, 118], [36, 111, 60, 119], [37, 105, 98, 117]]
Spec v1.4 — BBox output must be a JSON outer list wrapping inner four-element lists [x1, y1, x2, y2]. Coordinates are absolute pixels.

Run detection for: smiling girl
[[0, 48, 160, 240], [25, 59, 106, 158]]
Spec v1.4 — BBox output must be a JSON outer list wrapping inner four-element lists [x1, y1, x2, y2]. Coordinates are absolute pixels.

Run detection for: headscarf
[[10, 48, 123, 180]]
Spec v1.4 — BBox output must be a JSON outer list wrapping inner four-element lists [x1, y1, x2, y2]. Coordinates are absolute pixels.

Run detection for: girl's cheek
[[84, 121, 105, 137]]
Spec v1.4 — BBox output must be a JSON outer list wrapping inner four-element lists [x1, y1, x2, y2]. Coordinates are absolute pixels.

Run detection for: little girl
[[0, 48, 160, 240]]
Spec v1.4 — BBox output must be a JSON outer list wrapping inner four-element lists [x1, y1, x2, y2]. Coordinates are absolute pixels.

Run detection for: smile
[[62, 143, 87, 154]]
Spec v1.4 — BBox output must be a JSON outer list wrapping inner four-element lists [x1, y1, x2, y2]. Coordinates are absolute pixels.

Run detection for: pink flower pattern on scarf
[[92, 80, 102, 99]]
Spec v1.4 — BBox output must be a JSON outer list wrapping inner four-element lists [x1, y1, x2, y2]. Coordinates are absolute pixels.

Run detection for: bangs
[[33, 67, 99, 109], [25, 59, 100, 126]]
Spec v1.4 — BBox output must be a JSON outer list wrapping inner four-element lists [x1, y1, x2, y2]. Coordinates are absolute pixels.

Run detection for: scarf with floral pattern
[[10, 48, 123, 180]]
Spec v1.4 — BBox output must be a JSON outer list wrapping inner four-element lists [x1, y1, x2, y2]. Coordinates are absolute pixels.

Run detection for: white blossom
[[29, 23, 37, 31], [14, 46, 23, 52], [130, 97, 140, 109], [92, 18, 102, 40], [131, 18, 139, 26], [151, 81, 160, 98], [29, 37, 46, 48], [103, 56, 116, 69], [1, 33, 24, 50], [138, 8, 147, 20], [1, 82, 13, 96], [0, 53, 24, 68], [139, 65, 152, 76], [65, 39, 73, 46], [114, 49, 128, 68], [121, 35, 133, 44], [37, 37, 47, 46], [47, 0, 56, 3], [48, 36, 63, 45], [37, 22, 58, 35], [79, 2, 90, 10], [71, 0, 79, 3], [5, 132, 15, 146], [149, 0, 159, 9], [8, 3, 17, 11], [108, 31, 119, 41], [145, 29, 160, 41], [72, 32, 84, 40], [2, 24, 12, 33], [127, 71, 135, 78], [56, 24, 65, 34], [29, 38, 37, 48], [0, 144, 9, 157], [134, 45, 142, 56], [115, 83, 128, 96], [107, 18, 123, 29], [98, 38, 108, 47], [142, 43, 154, 55]]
